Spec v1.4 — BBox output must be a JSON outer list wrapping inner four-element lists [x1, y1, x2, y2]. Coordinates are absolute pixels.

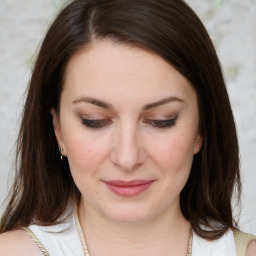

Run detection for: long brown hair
[[0, 0, 240, 240]]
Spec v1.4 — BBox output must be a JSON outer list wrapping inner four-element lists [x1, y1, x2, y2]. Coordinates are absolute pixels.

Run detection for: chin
[[102, 204, 157, 224]]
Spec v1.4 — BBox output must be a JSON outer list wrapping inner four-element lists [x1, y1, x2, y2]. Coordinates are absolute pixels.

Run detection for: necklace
[[74, 211, 193, 256], [74, 211, 90, 256]]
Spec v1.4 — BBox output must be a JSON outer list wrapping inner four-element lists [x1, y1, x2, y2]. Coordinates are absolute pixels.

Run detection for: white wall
[[0, 0, 255, 235]]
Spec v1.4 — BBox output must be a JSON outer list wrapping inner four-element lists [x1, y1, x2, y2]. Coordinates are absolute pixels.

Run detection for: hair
[[0, 0, 240, 240]]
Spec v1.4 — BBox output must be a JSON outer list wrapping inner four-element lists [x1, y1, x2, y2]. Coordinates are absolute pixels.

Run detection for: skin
[[1, 39, 255, 255], [52, 39, 202, 255], [247, 240, 256, 256], [0, 230, 42, 256]]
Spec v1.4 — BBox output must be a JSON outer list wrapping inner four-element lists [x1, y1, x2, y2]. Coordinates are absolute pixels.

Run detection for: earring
[[59, 148, 64, 160]]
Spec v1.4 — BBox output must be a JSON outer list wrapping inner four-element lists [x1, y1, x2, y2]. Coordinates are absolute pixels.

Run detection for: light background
[[0, 0, 255, 235]]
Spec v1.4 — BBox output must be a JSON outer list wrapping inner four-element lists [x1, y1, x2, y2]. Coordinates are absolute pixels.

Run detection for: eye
[[144, 116, 178, 129], [82, 118, 112, 129]]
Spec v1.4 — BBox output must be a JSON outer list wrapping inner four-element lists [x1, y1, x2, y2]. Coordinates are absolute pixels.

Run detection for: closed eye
[[82, 119, 112, 129], [143, 116, 178, 129], [81, 116, 178, 129]]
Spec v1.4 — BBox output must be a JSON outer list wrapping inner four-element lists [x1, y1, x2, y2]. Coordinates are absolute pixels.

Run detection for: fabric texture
[[234, 230, 256, 256], [27, 208, 255, 256], [28, 208, 84, 256], [192, 228, 236, 255]]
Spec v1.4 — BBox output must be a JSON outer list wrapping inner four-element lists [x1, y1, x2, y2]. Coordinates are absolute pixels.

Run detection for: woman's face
[[52, 40, 202, 224]]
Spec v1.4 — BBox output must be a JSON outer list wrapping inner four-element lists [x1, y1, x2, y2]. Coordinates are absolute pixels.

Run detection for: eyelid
[[81, 118, 112, 129], [80, 114, 178, 129], [143, 115, 178, 129], [80, 113, 108, 119], [143, 114, 178, 121]]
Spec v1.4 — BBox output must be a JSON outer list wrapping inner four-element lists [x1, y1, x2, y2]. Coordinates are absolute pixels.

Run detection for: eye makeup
[[82, 118, 112, 129], [143, 115, 178, 129], [81, 115, 178, 130]]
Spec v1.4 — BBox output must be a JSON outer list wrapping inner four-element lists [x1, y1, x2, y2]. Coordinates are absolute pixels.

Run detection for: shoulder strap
[[23, 227, 50, 256], [233, 230, 256, 256]]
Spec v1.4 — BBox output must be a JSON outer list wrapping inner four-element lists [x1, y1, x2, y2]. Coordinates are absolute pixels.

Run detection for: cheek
[[61, 122, 109, 177], [153, 135, 195, 195], [63, 133, 110, 198], [152, 134, 195, 166], [148, 130, 196, 190], [67, 139, 105, 171]]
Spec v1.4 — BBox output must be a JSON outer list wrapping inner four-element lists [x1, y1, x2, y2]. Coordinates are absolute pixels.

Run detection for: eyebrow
[[143, 96, 184, 110], [72, 97, 112, 108], [72, 96, 184, 110]]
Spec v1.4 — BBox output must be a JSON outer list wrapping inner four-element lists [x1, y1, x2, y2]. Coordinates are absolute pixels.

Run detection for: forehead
[[63, 40, 196, 106]]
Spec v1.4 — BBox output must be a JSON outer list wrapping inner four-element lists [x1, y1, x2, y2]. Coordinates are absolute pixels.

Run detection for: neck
[[78, 200, 191, 256]]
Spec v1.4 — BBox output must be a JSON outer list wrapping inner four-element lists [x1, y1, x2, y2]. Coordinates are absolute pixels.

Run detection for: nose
[[110, 123, 146, 171]]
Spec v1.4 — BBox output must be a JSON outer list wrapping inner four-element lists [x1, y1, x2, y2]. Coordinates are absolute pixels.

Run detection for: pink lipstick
[[104, 180, 154, 196]]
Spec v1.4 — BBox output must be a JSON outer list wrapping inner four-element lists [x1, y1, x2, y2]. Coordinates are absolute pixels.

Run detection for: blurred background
[[0, 0, 255, 234]]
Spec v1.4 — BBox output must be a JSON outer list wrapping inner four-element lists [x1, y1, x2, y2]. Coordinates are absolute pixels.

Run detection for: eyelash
[[82, 119, 112, 129], [143, 116, 178, 129], [81, 116, 178, 129]]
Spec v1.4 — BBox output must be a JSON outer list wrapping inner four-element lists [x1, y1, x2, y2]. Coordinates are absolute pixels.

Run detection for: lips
[[104, 180, 154, 196]]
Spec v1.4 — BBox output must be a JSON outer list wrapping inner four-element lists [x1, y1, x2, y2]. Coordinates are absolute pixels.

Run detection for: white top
[[28, 210, 237, 256]]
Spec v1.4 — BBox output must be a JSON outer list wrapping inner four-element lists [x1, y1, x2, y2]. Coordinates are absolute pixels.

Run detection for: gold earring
[[59, 148, 64, 160]]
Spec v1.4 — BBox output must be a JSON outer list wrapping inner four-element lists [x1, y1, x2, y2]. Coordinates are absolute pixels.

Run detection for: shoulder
[[0, 229, 42, 256], [246, 239, 256, 256], [233, 229, 256, 256]]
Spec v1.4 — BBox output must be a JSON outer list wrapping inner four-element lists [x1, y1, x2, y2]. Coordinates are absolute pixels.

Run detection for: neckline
[[74, 209, 193, 256]]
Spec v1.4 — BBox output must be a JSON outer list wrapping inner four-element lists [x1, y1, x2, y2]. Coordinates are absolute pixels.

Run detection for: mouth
[[103, 180, 155, 197]]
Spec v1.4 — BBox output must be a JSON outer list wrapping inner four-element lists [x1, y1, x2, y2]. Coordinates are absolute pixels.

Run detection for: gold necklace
[[74, 210, 90, 256], [74, 211, 193, 256], [187, 228, 193, 256]]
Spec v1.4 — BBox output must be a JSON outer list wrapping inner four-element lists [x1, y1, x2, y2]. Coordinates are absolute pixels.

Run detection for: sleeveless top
[[26, 209, 254, 256]]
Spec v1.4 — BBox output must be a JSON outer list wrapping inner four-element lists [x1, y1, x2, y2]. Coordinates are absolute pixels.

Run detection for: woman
[[0, 0, 255, 255]]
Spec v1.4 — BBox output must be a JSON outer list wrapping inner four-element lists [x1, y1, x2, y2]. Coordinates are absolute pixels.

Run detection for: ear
[[50, 108, 66, 155], [193, 133, 203, 154]]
